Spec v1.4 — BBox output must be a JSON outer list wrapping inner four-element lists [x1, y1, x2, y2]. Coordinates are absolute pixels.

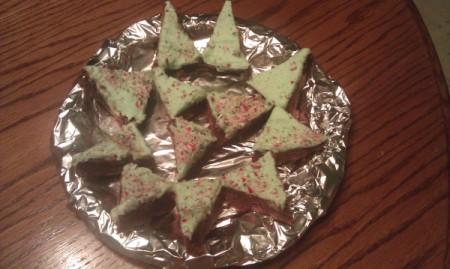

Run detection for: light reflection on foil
[[52, 13, 351, 268]]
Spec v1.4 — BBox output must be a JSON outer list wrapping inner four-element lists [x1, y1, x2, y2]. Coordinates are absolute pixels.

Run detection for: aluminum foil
[[52, 13, 351, 269]]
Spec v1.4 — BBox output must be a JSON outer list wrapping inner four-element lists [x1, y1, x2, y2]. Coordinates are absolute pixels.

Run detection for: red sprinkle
[[241, 177, 246, 183], [182, 219, 187, 223], [247, 186, 254, 194], [135, 100, 140, 108], [251, 162, 262, 169]]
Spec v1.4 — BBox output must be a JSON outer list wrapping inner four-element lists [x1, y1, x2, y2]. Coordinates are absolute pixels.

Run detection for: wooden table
[[1, 0, 449, 268]]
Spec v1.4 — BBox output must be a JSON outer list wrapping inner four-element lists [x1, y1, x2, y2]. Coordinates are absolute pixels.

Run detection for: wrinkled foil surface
[[52, 14, 351, 268]]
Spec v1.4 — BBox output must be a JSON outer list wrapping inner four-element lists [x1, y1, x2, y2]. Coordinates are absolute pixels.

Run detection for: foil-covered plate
[[52, 13, 351, 269]]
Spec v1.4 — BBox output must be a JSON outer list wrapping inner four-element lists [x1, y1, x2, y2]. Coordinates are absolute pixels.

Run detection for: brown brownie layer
[[222, 187, 293, 225], [166, 62, 252, 82], [253, 145, 324, 165], [274, 145, 324, 165], [76, 159, 130, 178], [179, 99, 208, 121]]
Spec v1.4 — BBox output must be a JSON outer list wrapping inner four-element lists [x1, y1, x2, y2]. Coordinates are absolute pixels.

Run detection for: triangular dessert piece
[[254, 107, 327, 153], [168, 117, 217, 180], [153, 67, 207, 118], [111, 164, 175, 231], [157, 1, 201, 69], [202, 1, 249, 71], [72, 140, 129, 167], [173, 179, 223, 244], [84, 66, 153, 123], [112, 123, 153, 161], [247, 48, 310, 108], [207, 91, 273, 139], [221, 152, 286, 211], [72, 123, 153, 176]]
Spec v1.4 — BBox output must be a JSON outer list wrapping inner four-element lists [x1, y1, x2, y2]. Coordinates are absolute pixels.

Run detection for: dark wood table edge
[[405, 1, 450, 140], [405, 1, 450, 267]]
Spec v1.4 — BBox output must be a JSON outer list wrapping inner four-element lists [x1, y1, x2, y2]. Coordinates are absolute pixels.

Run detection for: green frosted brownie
[[157, 2, 201, 69], [153, 67, 207, 118], [72, 140, 129, 167], [207, 90, 272, 140], [168, 117, 217, 180], [221, 152, 286, 210], [84, 66, 153, 123], [113, 123, 152, 161], [254, 106, 327, 153], [72, 123, 152, 176], [248, 48, 310, 108], [173, 179, 223, 240], [202, 1, 249, 71], [111, 163, 175, 230]]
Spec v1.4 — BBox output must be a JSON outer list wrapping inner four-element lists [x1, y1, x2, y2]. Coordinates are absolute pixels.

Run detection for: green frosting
[[202, 1, 249, 71], [157, 2, 201, 69], [110, 163, 173, 220], [221, 152, 286, 209], [207, 91, 272, 139], [170, 117, 217, 180], [113, 123, 152, 161], [254, 107, 327, 153], [248, 48, 310, 108], [174, 179, 222, 239], [72, 140, 129, 166], [153, 67, 207, 118], [84, 66, 153, 123]]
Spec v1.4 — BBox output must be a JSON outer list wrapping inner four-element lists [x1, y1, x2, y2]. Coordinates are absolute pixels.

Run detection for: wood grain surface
[[1, 0, 449, 268]]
